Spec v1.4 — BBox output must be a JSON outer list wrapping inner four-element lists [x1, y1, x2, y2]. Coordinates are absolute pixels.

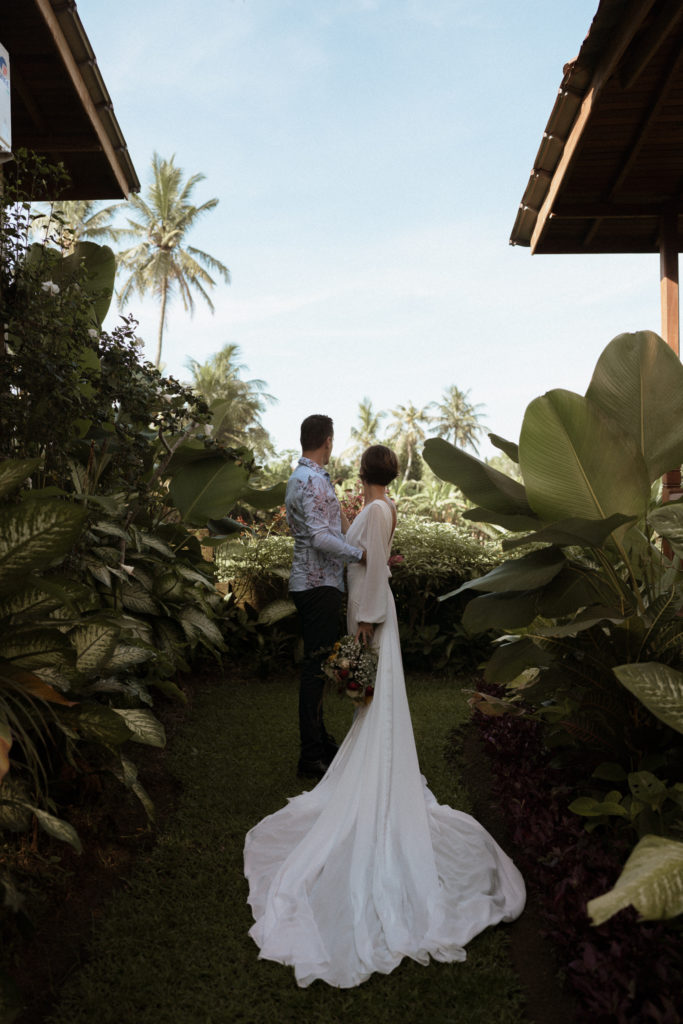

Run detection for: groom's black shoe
[[323, 731, 338, 758], [297, 758, 329, 779]]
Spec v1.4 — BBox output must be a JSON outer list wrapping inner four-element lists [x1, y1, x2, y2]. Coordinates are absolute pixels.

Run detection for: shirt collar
[[299, 456, 328, 476]]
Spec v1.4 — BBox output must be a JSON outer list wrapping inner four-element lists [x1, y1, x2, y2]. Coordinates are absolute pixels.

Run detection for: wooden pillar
[[659, 207, 682, 505], [660, 206, 679, 355]]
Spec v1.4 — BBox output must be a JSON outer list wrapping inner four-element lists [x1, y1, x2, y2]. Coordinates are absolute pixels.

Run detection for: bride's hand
[[356, 622, 374, 644]]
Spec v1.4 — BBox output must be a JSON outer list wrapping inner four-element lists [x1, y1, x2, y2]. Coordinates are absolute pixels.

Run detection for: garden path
[[43, 669, 566, 1024]]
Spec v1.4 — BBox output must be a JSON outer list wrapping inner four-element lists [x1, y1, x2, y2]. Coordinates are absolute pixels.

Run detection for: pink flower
[[388, 554, 404, 566]]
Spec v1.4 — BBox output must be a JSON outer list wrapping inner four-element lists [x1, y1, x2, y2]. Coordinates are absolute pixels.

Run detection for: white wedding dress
[[244, 498, 525, 988]]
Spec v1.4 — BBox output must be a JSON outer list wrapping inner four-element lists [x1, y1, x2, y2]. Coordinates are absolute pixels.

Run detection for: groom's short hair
[[300, 414, 334, 451]]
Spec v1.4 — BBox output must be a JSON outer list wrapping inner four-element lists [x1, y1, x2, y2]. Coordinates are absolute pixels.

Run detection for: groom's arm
[[302, 477, 363, 562]]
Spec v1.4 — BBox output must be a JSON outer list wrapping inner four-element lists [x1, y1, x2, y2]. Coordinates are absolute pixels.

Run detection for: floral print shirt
[[286, 457, 363, 593]]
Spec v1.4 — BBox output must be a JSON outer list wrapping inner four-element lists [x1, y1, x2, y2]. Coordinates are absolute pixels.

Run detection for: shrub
[[215, 512, 501, 671]]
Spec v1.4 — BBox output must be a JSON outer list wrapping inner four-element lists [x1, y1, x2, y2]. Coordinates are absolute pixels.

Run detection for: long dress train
[[243, 498, 525, 988]]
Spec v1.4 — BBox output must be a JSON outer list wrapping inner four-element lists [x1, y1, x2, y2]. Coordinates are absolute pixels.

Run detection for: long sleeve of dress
[[355, 502, 392, 625]]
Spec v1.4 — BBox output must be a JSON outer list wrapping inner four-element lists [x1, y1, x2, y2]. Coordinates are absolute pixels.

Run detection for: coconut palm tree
[[116, 153, 230, 367], [344, 397, 385, 463], [386, 401, 430, 482], [186, 343, 275, 457], [429, 385, 486, 454], [30, 199, 121, 252]]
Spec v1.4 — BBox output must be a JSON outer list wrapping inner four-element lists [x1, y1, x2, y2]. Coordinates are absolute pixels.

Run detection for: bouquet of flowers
[[322, 634, 378, 705]]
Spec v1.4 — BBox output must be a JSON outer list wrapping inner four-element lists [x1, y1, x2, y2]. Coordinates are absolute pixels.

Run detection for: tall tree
[[429, 385, 486, 453], [31, 199, 121, 252], [116, 153, 229, 367], [386, 401, 430, 482], [186, 343, 275, 457], [344, 397, 385, 463]]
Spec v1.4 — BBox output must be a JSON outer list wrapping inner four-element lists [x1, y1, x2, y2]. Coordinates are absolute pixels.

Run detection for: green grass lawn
[[47, 669, 529, 1024]]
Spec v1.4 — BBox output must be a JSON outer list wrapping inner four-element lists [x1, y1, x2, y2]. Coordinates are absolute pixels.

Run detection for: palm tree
[[31, 199, 121, 252], [429, 385, 486, 454], [116, 153, 230, 367], [344, 397, 385, 463], [186, 343, 275, 457], [386, 401, 430, 482]]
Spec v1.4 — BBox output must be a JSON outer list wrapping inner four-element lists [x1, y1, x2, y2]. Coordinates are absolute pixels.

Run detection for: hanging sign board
[[0, 42, 11, 162]]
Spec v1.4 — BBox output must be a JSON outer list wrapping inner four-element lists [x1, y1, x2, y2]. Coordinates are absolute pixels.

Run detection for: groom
[[286, 414, 365, 778]]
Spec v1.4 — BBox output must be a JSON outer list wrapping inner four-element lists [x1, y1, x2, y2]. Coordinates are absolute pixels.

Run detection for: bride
[[243, 444, 526, 988]]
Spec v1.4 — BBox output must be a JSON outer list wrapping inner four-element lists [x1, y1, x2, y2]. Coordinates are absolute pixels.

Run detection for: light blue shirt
[[285, 457, 363, 592]]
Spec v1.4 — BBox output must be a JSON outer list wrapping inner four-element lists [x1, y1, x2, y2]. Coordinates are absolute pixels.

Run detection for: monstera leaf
[[586, 331, 683, 483], [519, 389, 650, 528]]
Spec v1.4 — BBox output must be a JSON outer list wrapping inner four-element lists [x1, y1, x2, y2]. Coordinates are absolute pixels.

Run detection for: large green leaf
[[240, 481, 287, 510], [648, 503, 683, 558], [178, 606, 225, 648], [423, 438, 534, 516], [0, 501, 85, 595], [488, 434, 519, 463], [447, 547, 567, 597], [57, 241, 116, 326], [0, 458, 41, 499], [31, 806, 82, 853], [462, 507, 540, 531], [169, 457, 250, 526], [112, 708, 166, 748], [258, 598, 296, 625], [485, 637, 554, 684], [502, 513, 637, 552], [462, 591, 540, 633], [613, 662, 683, 734], [78, 704, 134, 746], [519, 389, 650, 525], [71, 623, 119, 675], [586, 331, 683, 483], [587, 834, 683, 924]]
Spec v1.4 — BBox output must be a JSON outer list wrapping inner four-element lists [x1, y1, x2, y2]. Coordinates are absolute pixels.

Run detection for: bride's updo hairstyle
[[360, 445, 399, 486]]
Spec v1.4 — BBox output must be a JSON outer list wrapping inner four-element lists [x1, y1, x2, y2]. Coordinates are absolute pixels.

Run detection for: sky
[[79, 0, 662, 461]]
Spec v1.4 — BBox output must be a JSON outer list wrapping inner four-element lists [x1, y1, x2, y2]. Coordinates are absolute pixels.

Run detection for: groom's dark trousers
[[292, 586, 342, 763]]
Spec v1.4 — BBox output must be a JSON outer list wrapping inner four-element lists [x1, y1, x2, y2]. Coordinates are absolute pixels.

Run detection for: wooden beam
[[553, 201, 675, 219], [18, 136, 103, 152], [530, 0, 657, 254], [620, 0, 683, 88], [33, 0, 130, 196]]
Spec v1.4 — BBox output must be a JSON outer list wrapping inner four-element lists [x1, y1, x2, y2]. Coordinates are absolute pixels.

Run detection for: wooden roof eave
[[511, 0, 659, 253], [35, 0, 139, 197]]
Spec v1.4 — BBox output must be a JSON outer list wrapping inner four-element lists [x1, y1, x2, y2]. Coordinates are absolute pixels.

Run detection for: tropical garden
[[0, 149, 682, 1024]]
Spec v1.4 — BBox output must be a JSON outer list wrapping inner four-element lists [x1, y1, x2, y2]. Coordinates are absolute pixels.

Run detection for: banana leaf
[[586, 331, 683, 483], [445, 547, 566, 598], [488, 433, 519, 463], [462, 591, 540, 633], [502, 512, 637, 552], [519, 389, 650, 527], [423, 437, 534, 516]]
